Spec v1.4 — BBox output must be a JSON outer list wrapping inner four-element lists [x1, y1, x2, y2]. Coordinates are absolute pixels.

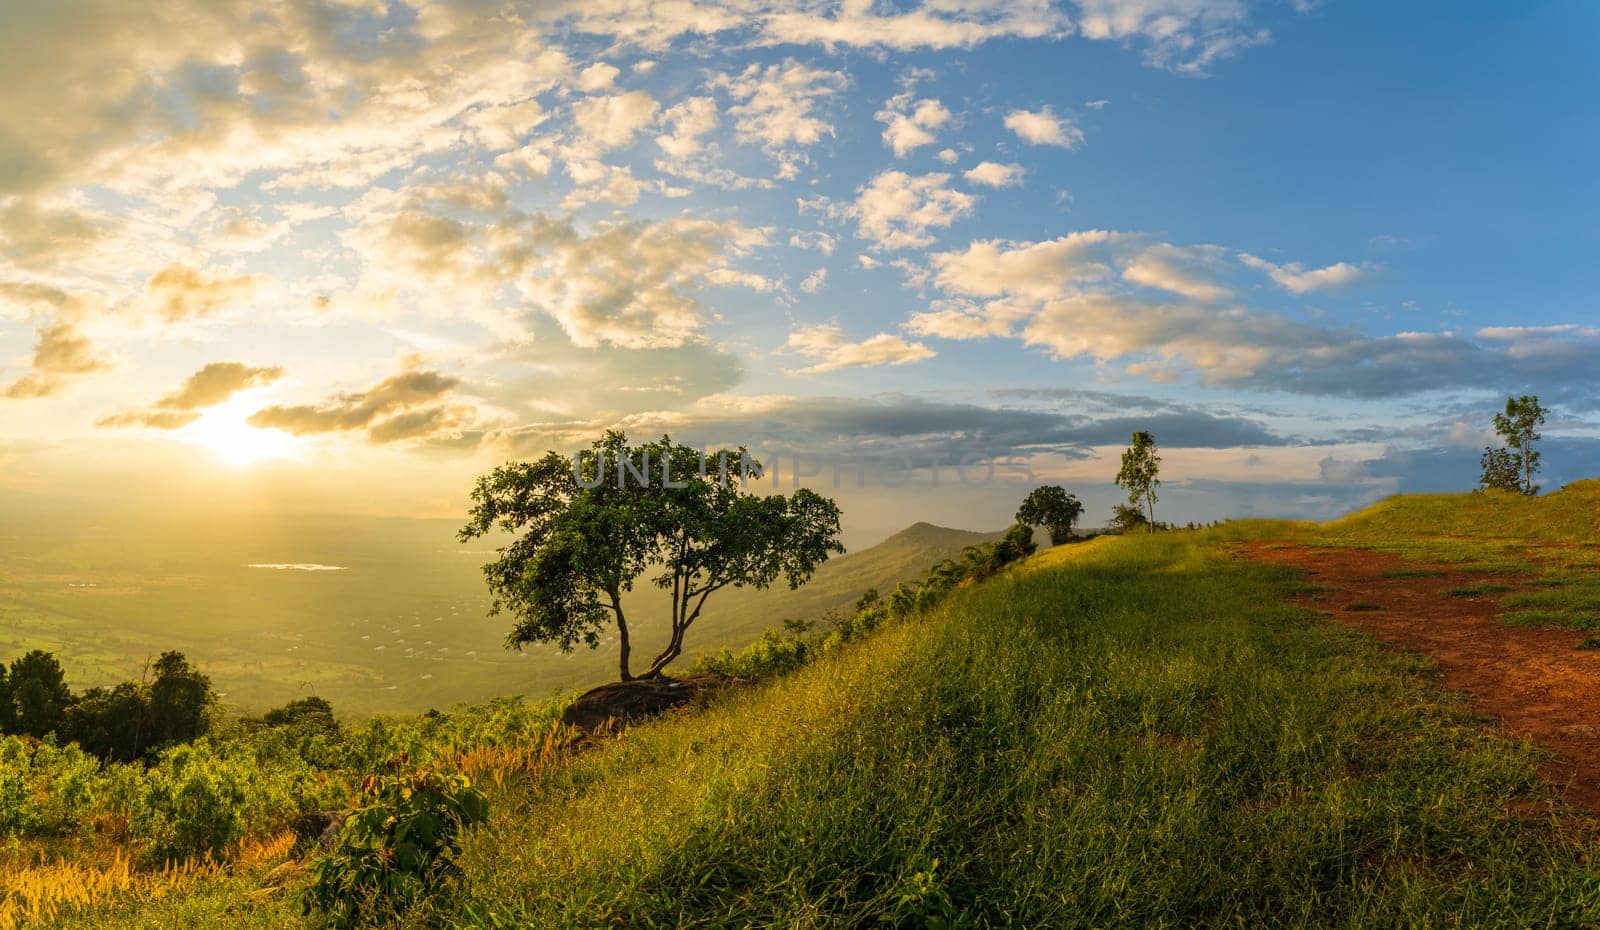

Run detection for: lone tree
[[1480, 395, 1546, 495], [1015, 486, 1084, 545], [1115, 431, 1161, 533], [460, 431, 844, 681]]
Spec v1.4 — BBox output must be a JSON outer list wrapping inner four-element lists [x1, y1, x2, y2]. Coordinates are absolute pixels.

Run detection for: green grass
[[42, 526, 1600, 927], [437, 532, 1600, 928], [1445, 584, 1515, 598]]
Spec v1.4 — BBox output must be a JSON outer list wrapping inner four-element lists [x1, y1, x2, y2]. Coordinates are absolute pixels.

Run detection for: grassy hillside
[[0, 492, 995, 715], [1324, 479, 1600, 545], [47, 529, 1600, 928]]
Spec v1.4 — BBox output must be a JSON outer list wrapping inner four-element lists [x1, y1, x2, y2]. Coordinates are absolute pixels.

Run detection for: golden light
[[180, 397, 301, 466]]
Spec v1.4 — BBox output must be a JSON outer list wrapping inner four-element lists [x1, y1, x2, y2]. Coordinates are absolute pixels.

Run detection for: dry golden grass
[[0, 831, 295, 929]]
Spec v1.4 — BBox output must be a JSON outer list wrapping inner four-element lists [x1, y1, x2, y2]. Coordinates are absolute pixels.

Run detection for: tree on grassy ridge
[[1016, 486, 1084, 545], [1482, 395, 1546, 495], [461, 431, 844, 681], [1115, 431, 1161, 532]]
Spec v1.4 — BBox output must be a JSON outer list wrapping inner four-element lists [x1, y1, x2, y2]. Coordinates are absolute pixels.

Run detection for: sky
[[2, 0, 1599, 543]]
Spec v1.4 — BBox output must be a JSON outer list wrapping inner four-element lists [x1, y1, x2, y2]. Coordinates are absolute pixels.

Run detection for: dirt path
[[1240, 542, 1600, 813]]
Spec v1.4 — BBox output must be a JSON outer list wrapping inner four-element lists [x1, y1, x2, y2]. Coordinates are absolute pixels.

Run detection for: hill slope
[[53, 529, 1600, 928], [641, 521, 1005, 643]]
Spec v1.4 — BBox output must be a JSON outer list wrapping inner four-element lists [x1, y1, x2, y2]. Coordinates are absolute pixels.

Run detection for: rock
[[291, 810, 347, 852], [559, 674, 735, 733]]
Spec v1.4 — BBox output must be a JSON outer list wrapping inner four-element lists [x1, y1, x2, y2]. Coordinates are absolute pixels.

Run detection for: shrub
[[303, 765, 489, 929], [131, 744, 252, 863]]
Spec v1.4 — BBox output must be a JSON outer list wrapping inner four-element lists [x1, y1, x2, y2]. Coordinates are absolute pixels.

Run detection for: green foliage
[[1479, 445, 1522, 493], [6, 650, 71, 738], [1115, 430, 1162, 531], [1482, 394, 1547, 495], [303, 766, 489, 929], [694, 524, 1034, 681], [1016, 485, 1084, 545], [461, 430, 845, 680], [131, 744, 253, 863]]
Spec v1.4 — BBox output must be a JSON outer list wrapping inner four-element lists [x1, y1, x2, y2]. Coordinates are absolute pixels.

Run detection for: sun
[[181, 399, 301, 466]]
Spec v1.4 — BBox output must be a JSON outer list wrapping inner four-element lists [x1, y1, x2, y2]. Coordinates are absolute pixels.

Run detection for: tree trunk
[[613, 594, 633, 681], [1145, 493, 1155, 533]]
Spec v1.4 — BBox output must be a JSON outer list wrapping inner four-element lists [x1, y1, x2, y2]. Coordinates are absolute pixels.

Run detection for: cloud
[[1239, 253, 1368, 293], [713, 59, 848, 175], [756, 1, 1071, 50], [97, 361, 285, 430], [876, 94, 953, 156], [932, 231, 1129, 298], [656, 96, 720, 158], [785, 324, 936, 374], [576, 62, 621, 92], [0, 200, 106, 267], [1121, 243, 1231, 301], [570, 90, 661, 153], [508, 214, 768, 349], [963, 161, 1026, 188], [1071, 0, 1272, 74], [603, 391, 1295, 466], [850, 170, 978, 250], [920, 232, 1600, 397], [248, 366, 472, 444], [1004, 107, 1085, 148], [800, 268, 828, 293], [142, 263, 259, 322], [3, 322, 109, 399]]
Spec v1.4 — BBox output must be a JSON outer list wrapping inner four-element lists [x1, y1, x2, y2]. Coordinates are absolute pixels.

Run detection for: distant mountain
[[638, 522, 1007, 647]]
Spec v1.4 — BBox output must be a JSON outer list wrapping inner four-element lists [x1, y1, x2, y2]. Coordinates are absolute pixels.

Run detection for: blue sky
[[1, 0, 1597, 541]]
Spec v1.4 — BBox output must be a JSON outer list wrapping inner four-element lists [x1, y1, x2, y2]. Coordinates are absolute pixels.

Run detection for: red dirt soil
[[1240, 541, 1600, 814]]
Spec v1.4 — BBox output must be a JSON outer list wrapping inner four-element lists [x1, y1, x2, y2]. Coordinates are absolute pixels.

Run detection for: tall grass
[[449, 532, 1600, 928]]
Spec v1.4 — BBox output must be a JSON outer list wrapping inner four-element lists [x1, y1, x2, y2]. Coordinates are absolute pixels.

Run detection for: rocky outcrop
[[559, 674, 739, 733]]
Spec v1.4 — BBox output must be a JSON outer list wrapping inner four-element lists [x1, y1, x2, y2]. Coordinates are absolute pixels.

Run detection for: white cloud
[[785, 323, 935, 374], [713, 60, 848, 176], [932, 231, 1128, 298], [851, 171, 978, 250], [570, 90, 661, 153], [1121, 243, 1231, 301], [757, 1, 1071, 50], [576, 62, 621, 92], [963, 161, 1026, 188], [875, 94, 954, 156], [800, 268, 828, 293], [509, 215, 767, 350], [655, 96, 721, 158], [1072, 0, 1272, 74], [1239, 253, 1368, 293], [1004, 107, 1085, 149]]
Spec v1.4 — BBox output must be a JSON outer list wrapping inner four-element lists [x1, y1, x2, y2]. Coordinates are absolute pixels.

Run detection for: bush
[[303, 766, 489, 928], [131, 744, 252, 863]]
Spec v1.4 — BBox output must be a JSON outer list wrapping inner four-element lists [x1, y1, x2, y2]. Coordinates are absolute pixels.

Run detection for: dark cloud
[[494, 394, 1301, 464], [247, 368, 470, 444]]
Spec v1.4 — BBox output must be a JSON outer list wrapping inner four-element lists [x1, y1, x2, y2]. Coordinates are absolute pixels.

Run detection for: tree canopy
[[1016, 486, 1084, 545], [461, 431, 845, 681], [1115, 431, 1162, 532]]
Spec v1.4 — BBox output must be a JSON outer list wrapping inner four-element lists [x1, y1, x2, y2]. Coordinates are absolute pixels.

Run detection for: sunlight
[[180, 398, 301, 466]]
